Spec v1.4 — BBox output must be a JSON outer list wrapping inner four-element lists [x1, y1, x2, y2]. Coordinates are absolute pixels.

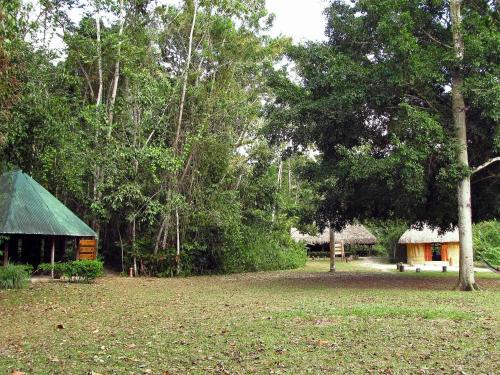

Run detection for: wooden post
[[329, 224, 336, 272], [3, 241, 8, 266], [341, 240, 345, 261], [51, 237, 55, 279]]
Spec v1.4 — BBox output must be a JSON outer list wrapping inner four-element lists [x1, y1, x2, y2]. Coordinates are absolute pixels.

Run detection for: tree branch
[[422, 30, 452, 49], [472, 156, 500, 174]]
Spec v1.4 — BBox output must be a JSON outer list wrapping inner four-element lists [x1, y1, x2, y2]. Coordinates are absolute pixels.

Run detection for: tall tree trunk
[[173, 0, 198, 152], [272, 157, 283, 222], [118, 226, 124, 273], [288, 158, 292, 193], [329, 224, 336, 272], [92, 2, 103, 248], [107, 0, 125, 137], [131, 216, 137, 275], [175, 207, 180, 275], [451, 0, 477, 291], [95, 4, 103, 107]]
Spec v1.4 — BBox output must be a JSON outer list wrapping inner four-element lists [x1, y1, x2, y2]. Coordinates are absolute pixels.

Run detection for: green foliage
[[266, 0, 499, 229], [473, 221, 500, 266], [38, 260, 104, 283], [0, 264, 32, 289], [365, 220, 407, 258], [222, 227, 307, 273]]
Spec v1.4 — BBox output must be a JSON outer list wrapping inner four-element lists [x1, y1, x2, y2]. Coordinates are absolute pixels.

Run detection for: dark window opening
[[431, 243, 441, 261]]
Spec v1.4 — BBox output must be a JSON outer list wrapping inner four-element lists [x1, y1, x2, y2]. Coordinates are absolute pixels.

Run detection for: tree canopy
[[266, 0, 499, 230]]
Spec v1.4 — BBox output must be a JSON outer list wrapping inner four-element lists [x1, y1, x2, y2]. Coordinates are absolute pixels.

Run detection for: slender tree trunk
[[154, 216, 167, 254], [92, 2, 103, 247], [118, 227, 124, 273], [175, 207, 180, 275], [272, 157, 283, 222], [131, 217, 137, 276], [450, 0, 477, 291], [173, 0, 198, 152], [329, 224, 336, 272], [288, 158, 292, 193], [107, 0, 125, 136], [95, 3, 103, 108]]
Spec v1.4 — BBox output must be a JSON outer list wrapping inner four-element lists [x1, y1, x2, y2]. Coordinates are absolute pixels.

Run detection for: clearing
[[1, 260, 499, 374]]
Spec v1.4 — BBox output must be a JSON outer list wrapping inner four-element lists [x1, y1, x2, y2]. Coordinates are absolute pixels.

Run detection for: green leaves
[[266, 0, 499, 229]]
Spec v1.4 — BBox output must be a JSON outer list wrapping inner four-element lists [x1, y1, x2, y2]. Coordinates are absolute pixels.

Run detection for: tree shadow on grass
[[257, 271, 500, 291]]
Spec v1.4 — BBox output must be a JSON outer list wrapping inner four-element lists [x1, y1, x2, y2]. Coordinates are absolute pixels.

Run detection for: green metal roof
[[0, 170, 96, 237]]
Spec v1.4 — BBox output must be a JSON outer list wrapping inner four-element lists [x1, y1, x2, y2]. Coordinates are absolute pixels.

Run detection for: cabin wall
[[406, 244, 425, 265], [406, 242, 460, 266], [446, 242, 460, 266]]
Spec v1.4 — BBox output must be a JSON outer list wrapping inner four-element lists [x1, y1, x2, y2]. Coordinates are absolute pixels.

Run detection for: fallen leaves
[[0, 260, 498, 374]]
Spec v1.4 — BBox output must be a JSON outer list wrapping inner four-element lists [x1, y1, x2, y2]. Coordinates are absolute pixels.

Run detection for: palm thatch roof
[[398, 225, 459, 244], [291, 224, 377, 245]]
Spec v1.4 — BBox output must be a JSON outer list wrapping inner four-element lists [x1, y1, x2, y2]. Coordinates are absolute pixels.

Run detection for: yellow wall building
[[399, 226, 460, 266]]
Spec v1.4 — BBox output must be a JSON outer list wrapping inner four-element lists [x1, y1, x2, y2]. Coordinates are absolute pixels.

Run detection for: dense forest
[[1, 0, 498, 282], [0, 0, 309, 275]]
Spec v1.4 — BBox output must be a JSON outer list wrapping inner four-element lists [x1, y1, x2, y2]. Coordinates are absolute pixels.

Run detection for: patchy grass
[[0, 260, 499, 374]]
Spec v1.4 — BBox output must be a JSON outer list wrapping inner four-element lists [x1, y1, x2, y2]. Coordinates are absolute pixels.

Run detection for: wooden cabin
[[291, 224, 377, 258], [398, 226, 459, 266], [0, 170, 97, 269]]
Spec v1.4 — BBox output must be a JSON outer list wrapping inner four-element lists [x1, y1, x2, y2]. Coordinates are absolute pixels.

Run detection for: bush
[[0, 264, 32, 289], [365, 220, 407, 259], [38, 260, 104, 282], [221, 227, 307, 273], [473, 221, 500, 266]]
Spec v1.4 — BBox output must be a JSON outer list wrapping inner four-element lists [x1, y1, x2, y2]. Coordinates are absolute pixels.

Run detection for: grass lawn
[[1, 260, 499, 374]]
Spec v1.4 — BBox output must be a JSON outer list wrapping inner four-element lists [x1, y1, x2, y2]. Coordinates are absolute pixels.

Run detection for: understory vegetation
[[1, 261, 499, 373], [38, 260, 104, 282], [473, 221, 500, 266], [0, 264, 31, 289]]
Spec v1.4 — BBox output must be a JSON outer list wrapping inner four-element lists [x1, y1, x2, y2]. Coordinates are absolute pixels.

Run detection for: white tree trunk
[[329, 224, 336, 272], [95, 2, 103, 108], [173, 0, 198, 152], [175, 207, 181, 275], [107, 0, 125, 136], [450, 0, 477, 291], [92, 1, 103, 246]]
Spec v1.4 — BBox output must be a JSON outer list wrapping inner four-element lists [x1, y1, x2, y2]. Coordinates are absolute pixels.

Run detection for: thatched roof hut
[[398, 225, 459, 266], [398, 226, 458, 244], [291, 224, 377, 246]]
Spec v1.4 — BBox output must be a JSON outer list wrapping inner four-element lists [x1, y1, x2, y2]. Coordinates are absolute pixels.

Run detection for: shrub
[[38, 262, 67, 278], [0, 264, 32, 289], [473, 221, 500, 266], [221, 227, 307, 273], [38, 260, 104, 282], [365, 220, 407, 259]]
